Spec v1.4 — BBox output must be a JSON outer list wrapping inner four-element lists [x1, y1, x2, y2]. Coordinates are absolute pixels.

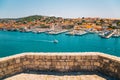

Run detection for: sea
[[0, 31, 120, 57]]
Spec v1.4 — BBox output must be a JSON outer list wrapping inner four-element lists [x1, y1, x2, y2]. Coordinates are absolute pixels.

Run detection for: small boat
[[53, 39, 58, 43], [112, 34, 120, 38], [75, 32, 87, 36]]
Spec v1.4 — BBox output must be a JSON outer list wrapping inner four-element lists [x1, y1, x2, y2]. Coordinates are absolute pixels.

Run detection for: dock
[[106, 30, 116, 38], [75, 32, 87, 36], [66, 30, 87, 36], [100, 30, 116, 38], [32, 28, 51, 34], [47, 30, 68, 35]]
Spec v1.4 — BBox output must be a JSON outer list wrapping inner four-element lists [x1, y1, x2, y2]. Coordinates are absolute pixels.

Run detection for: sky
[[0, 0, 120, 18]]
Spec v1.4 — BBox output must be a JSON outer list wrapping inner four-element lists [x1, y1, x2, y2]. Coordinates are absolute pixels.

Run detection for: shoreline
[[0, 29, 120, 39], [1, 15, 120, 38]]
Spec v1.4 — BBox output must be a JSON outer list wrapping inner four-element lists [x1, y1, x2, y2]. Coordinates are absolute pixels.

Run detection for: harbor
[[1, 15, 120, 39], [0, 31, 120, 58], [30, 27, 120, 38]]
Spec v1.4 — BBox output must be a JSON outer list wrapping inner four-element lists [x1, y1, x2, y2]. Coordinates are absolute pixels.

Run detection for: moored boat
[[112, 34, 120, 38]]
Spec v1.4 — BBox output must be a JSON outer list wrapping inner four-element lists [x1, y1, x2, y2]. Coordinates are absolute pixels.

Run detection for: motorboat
[[112, 34, 120, 38], [53, 39, 58, 43]]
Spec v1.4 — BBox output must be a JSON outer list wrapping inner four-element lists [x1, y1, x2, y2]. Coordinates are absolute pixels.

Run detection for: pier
[[105, 30, 116, 38], [100, 30, 116, 38]]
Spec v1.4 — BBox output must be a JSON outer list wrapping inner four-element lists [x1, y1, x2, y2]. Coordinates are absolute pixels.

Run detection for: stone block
[[94, 62, 100, 66], [8, 65, 14, 70], [68, 61, 74, 66], [34, 55, 40, 60], [61, 56, 66, 60], [15, 58, 20, 63], [46, 62, 51, 66], [56, 62, 60, 66], [92, 56, 98, 60], [51, 56, 57, 60], [34, 61, 40, 65], [70, 56, 75, 60]]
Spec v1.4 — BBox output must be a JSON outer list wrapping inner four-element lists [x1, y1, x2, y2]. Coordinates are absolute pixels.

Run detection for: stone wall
[[0, 54, 26, 79], [0, 52, 120, 79], [98, 54, 120, 79], [25, 53, 99, 72]]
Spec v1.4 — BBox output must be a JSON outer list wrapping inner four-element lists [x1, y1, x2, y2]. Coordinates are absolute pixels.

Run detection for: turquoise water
[[0, 31, 120, 57]]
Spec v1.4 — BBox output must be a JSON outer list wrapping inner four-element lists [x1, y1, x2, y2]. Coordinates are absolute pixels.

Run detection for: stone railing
[[0, 52, 120, 79]]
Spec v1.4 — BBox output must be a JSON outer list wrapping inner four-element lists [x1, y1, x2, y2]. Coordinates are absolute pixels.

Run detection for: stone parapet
[[0, 52, 120, 79], [98, 53, 120, 79]]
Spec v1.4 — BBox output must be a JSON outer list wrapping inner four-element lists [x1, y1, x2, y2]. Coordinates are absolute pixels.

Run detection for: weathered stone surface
[[4, 73, 108, 80]]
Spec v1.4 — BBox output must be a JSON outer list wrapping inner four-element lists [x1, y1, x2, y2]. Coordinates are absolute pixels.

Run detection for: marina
[[99, 30, 118, 38]]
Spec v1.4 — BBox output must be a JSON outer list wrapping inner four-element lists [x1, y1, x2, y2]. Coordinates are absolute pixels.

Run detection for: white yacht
[[53, 39, 58, 43]]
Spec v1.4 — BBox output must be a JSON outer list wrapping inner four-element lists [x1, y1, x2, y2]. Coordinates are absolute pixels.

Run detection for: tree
[[117, 22, 120, 26]]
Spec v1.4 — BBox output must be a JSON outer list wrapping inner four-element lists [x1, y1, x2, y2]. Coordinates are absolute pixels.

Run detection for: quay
[[0, 52, 120, 80], [31, 28, 51, 34], [47, 30, 68, 35], [66, 30, 87, 36]]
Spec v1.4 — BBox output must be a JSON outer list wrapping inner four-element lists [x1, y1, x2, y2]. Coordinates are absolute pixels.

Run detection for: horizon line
[[0, 14, 120, 20]]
